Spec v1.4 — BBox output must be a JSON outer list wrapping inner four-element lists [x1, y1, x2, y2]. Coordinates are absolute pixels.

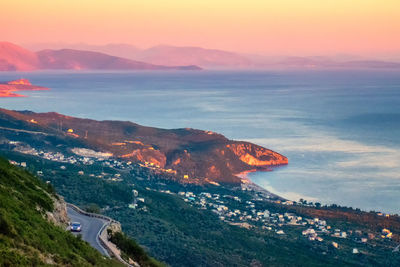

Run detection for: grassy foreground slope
[[0, 152, 361, 266], [0, 157, 122, 266]]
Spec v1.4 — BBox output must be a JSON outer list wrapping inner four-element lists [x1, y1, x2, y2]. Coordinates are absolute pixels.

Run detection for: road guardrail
[[66, 203, 133, 266]]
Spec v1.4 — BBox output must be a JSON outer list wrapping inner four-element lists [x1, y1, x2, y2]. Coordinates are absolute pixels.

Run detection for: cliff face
[[227, 143, 288, 167], [46, 195, 69, 227], [121, 147, 167, 168], [0, 109, 288, 184], [163, 141, 288, 183]]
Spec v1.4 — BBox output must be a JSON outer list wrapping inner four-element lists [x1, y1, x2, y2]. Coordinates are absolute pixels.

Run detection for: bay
[[1, 70, 399, 213]]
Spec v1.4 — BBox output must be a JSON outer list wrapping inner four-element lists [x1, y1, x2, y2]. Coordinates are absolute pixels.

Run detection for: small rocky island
[[0, 78, 49, 97]]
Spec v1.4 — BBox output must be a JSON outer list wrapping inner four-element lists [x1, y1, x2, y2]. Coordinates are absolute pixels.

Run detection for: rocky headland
[[0, 78, 49, 97], [0, 108, 288, 184]]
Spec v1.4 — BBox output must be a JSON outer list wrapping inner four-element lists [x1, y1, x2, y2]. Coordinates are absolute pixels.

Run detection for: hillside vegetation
[[0, 108, 287, 184], [7, 152, 358, 266], [0, 157, 122, 266]]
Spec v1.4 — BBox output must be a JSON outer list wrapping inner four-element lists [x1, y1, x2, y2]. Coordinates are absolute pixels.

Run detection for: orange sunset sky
[[1, 0, 399, 57]]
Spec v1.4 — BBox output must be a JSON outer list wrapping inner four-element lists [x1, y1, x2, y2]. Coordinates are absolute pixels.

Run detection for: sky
[[1, 0, 399, 57]]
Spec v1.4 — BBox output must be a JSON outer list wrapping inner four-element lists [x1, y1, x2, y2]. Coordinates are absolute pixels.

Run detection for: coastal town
[[2, 139, 399, 256], [156, 188, 395, 254], [6, 141, 133, 179]]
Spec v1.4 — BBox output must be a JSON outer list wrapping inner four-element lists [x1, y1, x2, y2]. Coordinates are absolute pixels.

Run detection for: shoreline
[[237, 169, 399, 216], [235, 169, 286, 201], [0, 79, 50, 98], [0, 86, 49, 97]]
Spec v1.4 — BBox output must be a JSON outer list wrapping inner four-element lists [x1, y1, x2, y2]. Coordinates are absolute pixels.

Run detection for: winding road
[[67, 207, 109, 256]]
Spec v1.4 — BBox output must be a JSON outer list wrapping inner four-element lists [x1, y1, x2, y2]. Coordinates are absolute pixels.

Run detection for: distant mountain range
[[2, 41, 400, 70], [134, 45, 254, 68], [259, 56, 400, 70], [25, 42, 400, 70], [26, 43, 253, 69], [0, 42, 201, 71]]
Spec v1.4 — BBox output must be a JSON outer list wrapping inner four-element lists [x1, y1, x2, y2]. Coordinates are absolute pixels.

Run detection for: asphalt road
[[67, 207, 109, 256]]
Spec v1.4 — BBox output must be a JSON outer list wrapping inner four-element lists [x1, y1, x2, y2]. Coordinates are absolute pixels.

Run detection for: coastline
[[238, 169, 399, 215], [235, 169, 258, 182], [0, 79, 49, 97], [1, 71, 398, 214], [235, 169, 286, 201], [0, 85, 49, 97]]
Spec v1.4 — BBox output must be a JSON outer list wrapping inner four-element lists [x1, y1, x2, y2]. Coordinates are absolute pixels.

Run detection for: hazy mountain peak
[[0, 42, 201, 71], [0, 41, 39, 71]]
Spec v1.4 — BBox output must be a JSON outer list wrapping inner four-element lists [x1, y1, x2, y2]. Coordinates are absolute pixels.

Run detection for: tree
[[85, 203, 100, 214]]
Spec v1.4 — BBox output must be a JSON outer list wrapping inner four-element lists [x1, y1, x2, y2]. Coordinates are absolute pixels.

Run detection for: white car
[[70, 222, 82, 232]]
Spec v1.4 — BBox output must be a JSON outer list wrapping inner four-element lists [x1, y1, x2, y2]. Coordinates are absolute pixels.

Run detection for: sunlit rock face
[[7, 79, 32, 85], [161, 142, 288, 184], [121, 148, 167, 168], [206, 165, 221, 178], [226, 143, 288, 167], [0, 79, 49, 97]]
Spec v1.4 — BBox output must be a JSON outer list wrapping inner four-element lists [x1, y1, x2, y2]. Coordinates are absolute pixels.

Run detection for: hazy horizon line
[[19, 41, 400, 61]]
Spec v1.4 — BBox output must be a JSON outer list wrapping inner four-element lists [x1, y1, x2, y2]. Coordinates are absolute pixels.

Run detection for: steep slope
[[0, 42, 39, 71], [0, 157, 123, 266], [0, 108, 288, 184]]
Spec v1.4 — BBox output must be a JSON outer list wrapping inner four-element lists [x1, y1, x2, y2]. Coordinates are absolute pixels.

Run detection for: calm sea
[[1, 70, 399, 213]]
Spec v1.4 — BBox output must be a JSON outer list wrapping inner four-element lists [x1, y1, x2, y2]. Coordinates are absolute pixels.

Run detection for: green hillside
[[0, 157, 122, 266]]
